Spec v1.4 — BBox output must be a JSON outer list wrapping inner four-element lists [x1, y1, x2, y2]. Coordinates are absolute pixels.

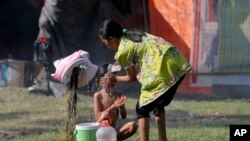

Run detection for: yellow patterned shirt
[[115, 33, 192, 107]]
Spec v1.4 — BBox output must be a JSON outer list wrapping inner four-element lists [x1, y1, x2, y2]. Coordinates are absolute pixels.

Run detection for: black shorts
[[136, 75, 185, 119]]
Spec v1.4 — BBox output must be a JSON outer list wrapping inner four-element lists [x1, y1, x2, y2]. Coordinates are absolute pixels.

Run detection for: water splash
[[80, 63, 90, 95]]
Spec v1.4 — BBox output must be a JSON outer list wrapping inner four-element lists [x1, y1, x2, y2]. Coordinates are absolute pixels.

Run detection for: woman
[[98, 19, 192, 141]]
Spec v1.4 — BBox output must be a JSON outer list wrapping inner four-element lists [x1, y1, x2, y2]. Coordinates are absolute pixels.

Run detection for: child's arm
[[102, 95, 126, 114], [120, 104, 127, 119], [93, 92, 103, 121], [97, 95, 127, 122], [116, 92, 127, 119]]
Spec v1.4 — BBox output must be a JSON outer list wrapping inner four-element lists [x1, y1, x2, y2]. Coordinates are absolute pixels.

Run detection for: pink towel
[[51, 50, 97, 85]]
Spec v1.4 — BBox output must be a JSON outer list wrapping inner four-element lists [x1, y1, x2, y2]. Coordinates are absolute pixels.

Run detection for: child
[[93, 64, 137, 141]]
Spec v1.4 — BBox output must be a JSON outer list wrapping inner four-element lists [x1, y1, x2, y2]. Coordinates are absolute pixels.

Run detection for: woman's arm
[[116, 66, 137, 82], [100, 66, 137, 86]]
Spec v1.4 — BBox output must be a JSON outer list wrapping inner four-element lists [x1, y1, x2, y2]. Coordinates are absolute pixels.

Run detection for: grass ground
[[0, 86, 250, 141]]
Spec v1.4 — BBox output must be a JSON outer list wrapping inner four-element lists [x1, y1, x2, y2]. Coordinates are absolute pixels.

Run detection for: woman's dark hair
[[99, 19, 146, 42]]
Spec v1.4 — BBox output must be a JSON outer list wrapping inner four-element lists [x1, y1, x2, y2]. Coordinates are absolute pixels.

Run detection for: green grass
[[0, 87, 250, 141]]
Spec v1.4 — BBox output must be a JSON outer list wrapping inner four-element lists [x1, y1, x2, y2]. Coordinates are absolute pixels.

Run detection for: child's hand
[[98, 112, 109, 122], [113, 95, 127, 107], [98, 112, 113, 126]]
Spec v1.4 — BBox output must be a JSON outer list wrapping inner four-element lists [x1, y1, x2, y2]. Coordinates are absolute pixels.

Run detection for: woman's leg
[[138, 117, 150, 141], [116, 121, 138, 141], [136, 102, 151, 141], [153, 75, 186, 141], [155, 112, 167, 141]]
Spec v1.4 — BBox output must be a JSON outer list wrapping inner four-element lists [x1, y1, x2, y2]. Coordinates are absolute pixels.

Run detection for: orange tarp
[[149, 0, 212, 94]]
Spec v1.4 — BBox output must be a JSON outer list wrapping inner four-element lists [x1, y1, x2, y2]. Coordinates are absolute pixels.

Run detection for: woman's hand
[[100, 72, 116, 86]]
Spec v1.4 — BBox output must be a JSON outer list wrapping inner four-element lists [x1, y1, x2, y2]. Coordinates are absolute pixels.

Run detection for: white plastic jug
[[96, 118, 116, 141]]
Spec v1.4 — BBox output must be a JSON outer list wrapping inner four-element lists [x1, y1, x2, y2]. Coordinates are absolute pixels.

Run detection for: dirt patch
[[0, 130, 26, 140], [0, 128, 55, 140]]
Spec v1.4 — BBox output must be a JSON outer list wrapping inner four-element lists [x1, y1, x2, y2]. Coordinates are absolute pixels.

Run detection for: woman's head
[[98, 19, 122, 50], [99, 19, 146, 50], [99, 19, 123, 39]]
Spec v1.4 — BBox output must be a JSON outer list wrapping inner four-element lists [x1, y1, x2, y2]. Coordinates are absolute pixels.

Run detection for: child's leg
[[116, 121, 138, 141]]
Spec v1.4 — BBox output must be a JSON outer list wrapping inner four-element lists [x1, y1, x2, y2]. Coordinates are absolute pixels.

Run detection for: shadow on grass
[[0, 111, 30, 121], [174, 93, 250, 101], [33, 119, 62, 127], [0, 128, 56, 140], [164, 109, 250, 128]]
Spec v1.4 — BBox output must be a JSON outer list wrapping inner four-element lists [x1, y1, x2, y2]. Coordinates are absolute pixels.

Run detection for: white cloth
[[51, 50, 98, 86]]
